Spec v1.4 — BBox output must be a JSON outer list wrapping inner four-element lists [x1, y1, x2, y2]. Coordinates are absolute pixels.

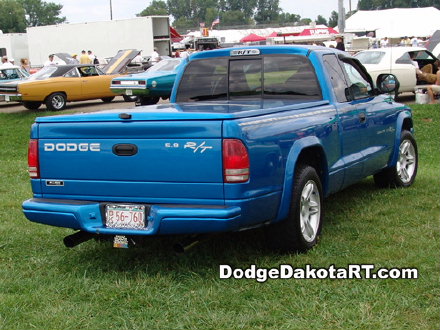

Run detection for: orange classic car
[[0, 50, 139, 111]]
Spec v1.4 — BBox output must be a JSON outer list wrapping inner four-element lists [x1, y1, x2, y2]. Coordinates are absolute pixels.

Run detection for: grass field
[[0, 105, 439, 330]]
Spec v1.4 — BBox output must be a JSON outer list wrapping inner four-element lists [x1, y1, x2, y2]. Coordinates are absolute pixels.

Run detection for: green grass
[[0, 105, 439, 330]]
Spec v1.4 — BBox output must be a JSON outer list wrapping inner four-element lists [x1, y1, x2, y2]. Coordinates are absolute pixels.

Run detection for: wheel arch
[[274, 136, 328, 224], [389, 110, 414, 167], [44, 91, 68, 103]]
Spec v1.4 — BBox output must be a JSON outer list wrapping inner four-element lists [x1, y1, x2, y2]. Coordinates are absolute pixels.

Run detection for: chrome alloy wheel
[[397, 139, 416, 184], [300, 180, 321, 242], [51, 94, 65, 109]]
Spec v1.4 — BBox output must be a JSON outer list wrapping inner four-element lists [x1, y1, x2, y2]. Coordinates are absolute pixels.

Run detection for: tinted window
[[355, 51, 385, 64], [176, 58, 228, 102], [148, 59, 182, 72], [229, 59, 262, 99], [176, 55, 321, 102], [323, 54, 348, 103], [396, 53, 412, 64], [265, 56, 321, 100]]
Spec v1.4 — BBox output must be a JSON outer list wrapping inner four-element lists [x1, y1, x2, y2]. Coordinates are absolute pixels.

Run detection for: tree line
[[0, 0, 438, 34], [0, 0, 65, 33]]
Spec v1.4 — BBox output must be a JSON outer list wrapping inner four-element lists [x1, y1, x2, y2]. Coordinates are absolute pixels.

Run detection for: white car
[[354, 47, 439, 94]]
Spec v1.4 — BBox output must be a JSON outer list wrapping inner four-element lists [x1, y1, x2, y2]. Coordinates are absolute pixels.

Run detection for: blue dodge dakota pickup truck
[[22, 46, 418, 252]]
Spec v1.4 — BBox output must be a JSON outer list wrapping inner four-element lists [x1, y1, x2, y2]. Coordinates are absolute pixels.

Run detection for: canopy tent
[[299, 27, 338, 36], [170, 26, 183, 42], [240, 33, 267, 42], [266, 32, 278, 37], [344, 7, 440, 38]]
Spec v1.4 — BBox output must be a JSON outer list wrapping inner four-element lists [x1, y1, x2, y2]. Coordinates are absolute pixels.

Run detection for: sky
[[53, 0, 359, 24]]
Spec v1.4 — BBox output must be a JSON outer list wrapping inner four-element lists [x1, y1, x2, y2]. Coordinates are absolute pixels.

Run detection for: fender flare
[[274, 136, 326, 223], [388, 110, 413, 167]]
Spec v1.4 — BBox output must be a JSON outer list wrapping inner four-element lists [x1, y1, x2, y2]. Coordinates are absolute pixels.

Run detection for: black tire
[[267, 165, 323, 253], [136, 96, 160, 106], [45, 92, 66, 111], [123, 95, 138, 102], [23, 101, 42, 110], [374, 130, 418, 188], [101, 96, 115, 103]]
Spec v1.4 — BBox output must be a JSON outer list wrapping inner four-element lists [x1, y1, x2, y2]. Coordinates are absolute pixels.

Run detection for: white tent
[[345, 7, 440, 38]]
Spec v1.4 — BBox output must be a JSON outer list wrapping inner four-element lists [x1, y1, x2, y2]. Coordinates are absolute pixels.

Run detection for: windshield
[[148, 59, 182, 72], [0, 68, 28, 80], [355, 51, 385, 65], [28, 66, 58, 80]]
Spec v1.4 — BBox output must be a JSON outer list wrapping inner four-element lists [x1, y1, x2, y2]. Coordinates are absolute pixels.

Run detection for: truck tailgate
[[36, 119, 224, 202]]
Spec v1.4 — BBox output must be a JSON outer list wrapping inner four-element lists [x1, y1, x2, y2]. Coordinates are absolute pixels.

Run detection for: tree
[[137, 0, 168, 16], [18, 0, 65, 27], [254, 0, 281, 24], [315, 15, 327, 26], [358, 0, 439, 10], [328, 10, 338, 28], [0, 0, 26, 33], [277, 12, 301, 25]]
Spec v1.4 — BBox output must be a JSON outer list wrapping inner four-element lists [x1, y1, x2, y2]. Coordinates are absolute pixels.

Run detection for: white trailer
[[0, 32, 29, 63], [26, 16, 171, 66]]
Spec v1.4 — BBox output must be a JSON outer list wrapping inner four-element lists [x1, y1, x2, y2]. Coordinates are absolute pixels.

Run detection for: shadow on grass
[[56, 178, 393, 278]]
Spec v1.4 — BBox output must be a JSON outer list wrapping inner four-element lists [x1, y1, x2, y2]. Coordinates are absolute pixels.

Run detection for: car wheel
[[136, 96, 160, 106], [45, 93, 66, 111], [123, 95, 138, 102], [374, 130, 418, 188], [23, 101, 42, 110], [101, 97, 115, 103], [267, 165, 323, 252]]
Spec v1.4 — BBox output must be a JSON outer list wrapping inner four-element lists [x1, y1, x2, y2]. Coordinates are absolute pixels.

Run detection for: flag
[[211, 17, 220, 29]]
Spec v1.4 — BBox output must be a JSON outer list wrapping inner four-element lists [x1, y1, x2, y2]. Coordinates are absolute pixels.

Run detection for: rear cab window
[[176, 54, 322, 102]]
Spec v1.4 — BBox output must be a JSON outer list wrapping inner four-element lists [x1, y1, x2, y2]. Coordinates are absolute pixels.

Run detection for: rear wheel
[[267, 165, 323, 252], [374, 130, 418, 188], [23, 101, 42, 110], [101, 97, 115, 103], [45, 92, 66, 111], [136, 96, 160, 106]]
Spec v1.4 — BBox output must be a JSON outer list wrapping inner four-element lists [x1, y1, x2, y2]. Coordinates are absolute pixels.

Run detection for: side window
[[79, 66, 99, 77], [323, 54, 348, 103], [176, 58, 228, 102], [342, 62, 373, 99], [395, 53, 412, 65], [64, 68, 80, 78], [264, 56, 322, 100]]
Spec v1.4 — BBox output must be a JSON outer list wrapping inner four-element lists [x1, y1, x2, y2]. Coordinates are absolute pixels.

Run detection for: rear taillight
[[138, 80, 146, 85], [28, 139, 40, 178], [223, 139, 250, 183], [112, 80, 121, 85]]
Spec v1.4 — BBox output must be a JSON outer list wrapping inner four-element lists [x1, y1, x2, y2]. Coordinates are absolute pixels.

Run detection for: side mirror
[[376, 74, 400, 94]]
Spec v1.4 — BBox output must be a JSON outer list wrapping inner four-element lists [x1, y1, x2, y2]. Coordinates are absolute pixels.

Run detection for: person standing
[[44, 54, 58, 67], [79, 50, 91, 64], [150, 47, 160, 64], [20, 58, 30, 72], [335, 36, 345, 51]]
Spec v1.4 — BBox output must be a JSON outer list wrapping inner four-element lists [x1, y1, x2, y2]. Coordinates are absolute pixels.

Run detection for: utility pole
[[110, 0, 113, 20], [338, 0, 345, 33]]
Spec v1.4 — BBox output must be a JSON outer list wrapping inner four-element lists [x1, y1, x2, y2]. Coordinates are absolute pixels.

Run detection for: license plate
[[125, 90, 133, 95], [105, 204, 145, 229], [5, 95, 10, 102]]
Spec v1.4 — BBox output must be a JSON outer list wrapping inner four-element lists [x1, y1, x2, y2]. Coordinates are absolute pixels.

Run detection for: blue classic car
[[0, 66, 30, 102], [110, 57, 184, 105]]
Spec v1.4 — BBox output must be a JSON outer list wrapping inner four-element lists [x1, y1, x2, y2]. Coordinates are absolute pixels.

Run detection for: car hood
[[102, 50, 140, 75]]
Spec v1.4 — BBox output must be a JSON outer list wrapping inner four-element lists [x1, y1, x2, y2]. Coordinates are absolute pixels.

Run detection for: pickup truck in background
[[22, 46, 418, 253]]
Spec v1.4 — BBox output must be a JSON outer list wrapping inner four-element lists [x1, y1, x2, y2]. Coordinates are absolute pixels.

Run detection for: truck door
[[340, 58, 397, 179], [323, 54, 366, 188]]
